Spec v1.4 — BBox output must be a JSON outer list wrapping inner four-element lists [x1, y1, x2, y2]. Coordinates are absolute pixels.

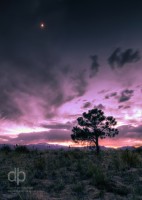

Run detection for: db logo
[[8, 168, 26, 185]]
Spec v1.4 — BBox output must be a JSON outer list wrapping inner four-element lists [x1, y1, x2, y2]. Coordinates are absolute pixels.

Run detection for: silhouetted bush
[[134, 147, 142, 153], [121, 150, 140, 167], [0, 145, 12, 153], [14, 145, 29, 153], [72, 182, 85, 195]]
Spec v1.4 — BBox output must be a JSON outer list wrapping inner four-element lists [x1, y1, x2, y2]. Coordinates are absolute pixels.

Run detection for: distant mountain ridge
[[0, 143, 142, 151]]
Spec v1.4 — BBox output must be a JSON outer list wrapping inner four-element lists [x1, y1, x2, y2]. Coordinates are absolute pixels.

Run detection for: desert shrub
[[47, 179, 65, 193], [134, 184, 142, 196], [112, 152, 124, 170], [34, 157, 46, 171], [76, 159, 87, 177], [68, 149, 84, 159], [77, 159, 102, 180], [47, 157, 63, 171], [50, 170, 57, 180], [90, 168, 107, 189], [121, 150, 140, 167], [85, 161, 97, 178], [99, 190, 105, 198], [14, 145, 29, 153], [54, 179, 65, 192], [33, 157, 46, 179], [72, 182, 85, 195]]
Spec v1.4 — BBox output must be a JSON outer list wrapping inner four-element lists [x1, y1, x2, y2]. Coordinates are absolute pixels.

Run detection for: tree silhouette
[[71, 108, 119, 154]]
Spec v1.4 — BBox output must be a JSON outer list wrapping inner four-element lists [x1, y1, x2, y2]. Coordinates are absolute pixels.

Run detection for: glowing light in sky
[[1, 123, 48, 135], [124, 107, 142, 120], [40, 22, 45, 29]]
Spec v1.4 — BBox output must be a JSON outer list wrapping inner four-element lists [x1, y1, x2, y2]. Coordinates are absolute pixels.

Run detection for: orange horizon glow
[[27, 140, 142, 149], [0, 119, 142, 148]]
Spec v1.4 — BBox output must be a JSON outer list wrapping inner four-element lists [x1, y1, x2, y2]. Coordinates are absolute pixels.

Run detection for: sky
[[0, 0, 142, 148]]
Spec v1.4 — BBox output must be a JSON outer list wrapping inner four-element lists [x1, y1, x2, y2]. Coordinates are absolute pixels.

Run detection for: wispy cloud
[[118, 89, 134, 103], [108, 48, 141, 68], [90, 55, 99, 77]]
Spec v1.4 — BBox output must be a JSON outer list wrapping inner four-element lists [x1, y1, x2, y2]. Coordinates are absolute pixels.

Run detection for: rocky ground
[[0, 146, 142, 200]]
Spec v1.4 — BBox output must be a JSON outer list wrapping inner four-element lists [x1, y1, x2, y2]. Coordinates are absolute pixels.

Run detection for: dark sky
[[0, 0, 142, 147]]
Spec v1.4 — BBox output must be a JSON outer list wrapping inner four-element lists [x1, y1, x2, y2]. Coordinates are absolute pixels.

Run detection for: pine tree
[[71, 108, 119, 154]]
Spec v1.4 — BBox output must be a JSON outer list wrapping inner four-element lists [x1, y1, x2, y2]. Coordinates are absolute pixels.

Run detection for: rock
[[106, 180, 130, 195], [138, 177, 142, 182], [93, 191, 101, 198], [127, 168, 138, 173]]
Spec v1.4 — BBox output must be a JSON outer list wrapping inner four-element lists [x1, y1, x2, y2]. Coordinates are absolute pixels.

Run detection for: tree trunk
[[96, 136, 100, 154]]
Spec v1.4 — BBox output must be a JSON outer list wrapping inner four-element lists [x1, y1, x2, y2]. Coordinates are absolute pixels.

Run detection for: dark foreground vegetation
[[0, 146, 142, 200]]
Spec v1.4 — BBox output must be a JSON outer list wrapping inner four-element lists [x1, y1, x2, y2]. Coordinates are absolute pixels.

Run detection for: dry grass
[[0, 147, 142, 199]]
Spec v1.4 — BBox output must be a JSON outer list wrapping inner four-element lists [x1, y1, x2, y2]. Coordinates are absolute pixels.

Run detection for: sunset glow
[[0, 1, 142, 148]]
